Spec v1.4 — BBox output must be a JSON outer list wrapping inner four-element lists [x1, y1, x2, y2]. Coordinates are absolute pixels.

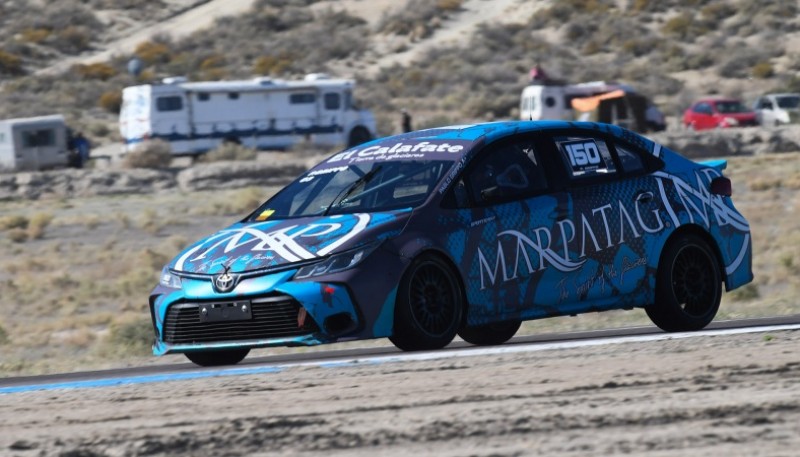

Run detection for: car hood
[[170, 211, 410, 275]]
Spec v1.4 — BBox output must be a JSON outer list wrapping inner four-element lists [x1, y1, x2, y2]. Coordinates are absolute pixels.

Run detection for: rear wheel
[[646, 233, 722, 332], [458, 320, 521, 346], [389, 254, 464, 351], [185, 348, 250, 367]]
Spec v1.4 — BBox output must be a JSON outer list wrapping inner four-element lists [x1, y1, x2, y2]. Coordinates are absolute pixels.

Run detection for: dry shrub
[[752, 61, 774, 79], [6, 229, 28, 243], [0, 49, 23, 75], [197, 142, 257, 162], [27, 213, 54, 240], [436, 0, 463, 11], [135, 40, 172, 65], [72, 62, 117, 80], [98, 90, 122, 113], [54, 26, 92, 54], [100, 315, 153, 357], [123, 140, 172, 169], [19, 28, 51, 44], [0, 215, 29, 230], [0, 325, 9, 345], [253, 53, 295, 75]]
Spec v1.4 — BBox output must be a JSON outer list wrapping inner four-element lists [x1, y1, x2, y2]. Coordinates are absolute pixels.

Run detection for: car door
[[537, 130, 667, 312], [692, 102, 715, 129], [441, 136, 568, 326]]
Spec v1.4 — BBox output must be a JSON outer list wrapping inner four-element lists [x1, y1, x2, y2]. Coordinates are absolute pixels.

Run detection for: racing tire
[[458, 320, 521, 346], [348, 127, 372, 147], [646, 233, 722, 332], [389, 254, 464, 351], [185, 348, 250, 367]]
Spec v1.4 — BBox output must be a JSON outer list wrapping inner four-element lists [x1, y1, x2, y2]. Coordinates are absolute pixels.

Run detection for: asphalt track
[[2, 314, 799, 393]]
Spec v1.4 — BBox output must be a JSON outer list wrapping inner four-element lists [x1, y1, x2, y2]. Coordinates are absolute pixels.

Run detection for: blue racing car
[[149, 121, 753, 366]]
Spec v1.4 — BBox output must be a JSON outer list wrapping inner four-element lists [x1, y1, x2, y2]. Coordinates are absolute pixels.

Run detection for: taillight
[[710, 176, 732, 196]]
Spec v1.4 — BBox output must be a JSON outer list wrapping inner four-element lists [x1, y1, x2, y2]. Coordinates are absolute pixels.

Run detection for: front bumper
[[150, 269, 362, 356]]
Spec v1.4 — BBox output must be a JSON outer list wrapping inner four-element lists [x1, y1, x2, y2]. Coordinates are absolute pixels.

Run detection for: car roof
[[371, 120, 650, 149]]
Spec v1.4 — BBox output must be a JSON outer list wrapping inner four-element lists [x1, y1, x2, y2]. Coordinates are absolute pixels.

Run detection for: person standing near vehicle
[[401, 109, 413, 133], [72, 132, 91, 168]]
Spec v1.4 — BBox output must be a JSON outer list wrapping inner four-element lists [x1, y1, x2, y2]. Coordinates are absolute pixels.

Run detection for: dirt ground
[[2, 330, 799, 457]]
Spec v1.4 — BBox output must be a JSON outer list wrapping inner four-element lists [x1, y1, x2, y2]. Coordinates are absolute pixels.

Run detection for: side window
[[324, 93, 341, 110], [290, 93, 316, 104], [694, 103, 712, 115], [228, 92, 239, 100], [614, 143, 645, 174], [197, 93, 210, 102], [156, 96, 183, 112], [555, 136, 617, 179], [21, 129, 56, 148], [464, 142, 548, 205]]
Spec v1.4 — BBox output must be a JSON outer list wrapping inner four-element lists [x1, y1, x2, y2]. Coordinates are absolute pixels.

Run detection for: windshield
[[715, 101, 749, 114], [777, 95, 800, 109], [251, 160, 453, 219]]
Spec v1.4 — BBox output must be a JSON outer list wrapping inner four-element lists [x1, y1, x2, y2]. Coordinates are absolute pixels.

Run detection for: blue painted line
[[0, 365, 283, 395], [4, 324, 799, 395]]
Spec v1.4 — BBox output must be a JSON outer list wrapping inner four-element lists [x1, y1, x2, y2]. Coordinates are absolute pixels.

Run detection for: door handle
[[635, 191, 654, 203]]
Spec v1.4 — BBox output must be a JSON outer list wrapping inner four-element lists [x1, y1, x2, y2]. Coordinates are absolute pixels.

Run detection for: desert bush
[[27, 213, 54, 240], [751, 61, 774, 79], [436, 0, 463, 11], [0, 49, 24, 75], [135, 40, 172, 65], [19, 28, 51, 44], [0, 325, 8, 345], [101, 316, 153, 357], [377, 0, 457, 38], [53, 26, 92, 54], [0, 215, 29, 230], [89, 122, 111, 138], [72, 63, 117, 81], [198, 142, 258, 162], [728, 283, 760, 301], [6, 229, 28, 243], [253, 53, 295, 76], [98, 90, 122, 113], [123, 140, 173, 169], [717, 48, 763, 78]]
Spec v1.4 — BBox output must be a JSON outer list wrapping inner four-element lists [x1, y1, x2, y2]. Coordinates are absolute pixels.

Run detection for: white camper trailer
[[0, 115, 69, 171], [520, 81, 666, 133], [120, 74, 377, 155]]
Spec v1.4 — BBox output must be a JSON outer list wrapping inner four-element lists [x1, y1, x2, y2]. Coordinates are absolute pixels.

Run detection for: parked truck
[[520, 81, 666, 133], [120, 73, 377, 155], [0, 115, 70, 171]]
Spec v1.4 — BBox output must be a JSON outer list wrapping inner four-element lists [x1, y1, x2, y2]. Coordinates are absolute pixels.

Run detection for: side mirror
[[710, 176, 732, 197]]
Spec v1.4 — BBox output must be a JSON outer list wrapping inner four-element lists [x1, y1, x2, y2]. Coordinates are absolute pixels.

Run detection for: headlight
[[722, 117, 738, 127], [160, 266, 183, 289], [294, 241, 381, 280]]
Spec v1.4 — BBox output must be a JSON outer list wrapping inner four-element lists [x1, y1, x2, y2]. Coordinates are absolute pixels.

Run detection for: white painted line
[[4, 324, 798, 394]]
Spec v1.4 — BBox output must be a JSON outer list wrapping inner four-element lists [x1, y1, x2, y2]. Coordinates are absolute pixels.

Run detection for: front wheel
[[458, 320, 521, 346], [646, 233, 722, 332], [389, 254, 464, 351], [185, 348, 250, 367]]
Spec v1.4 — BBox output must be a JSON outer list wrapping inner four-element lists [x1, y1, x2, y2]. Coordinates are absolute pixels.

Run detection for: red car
[[683, 97, 758, 130]]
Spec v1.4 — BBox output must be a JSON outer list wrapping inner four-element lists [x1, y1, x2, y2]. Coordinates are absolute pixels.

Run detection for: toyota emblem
[[213, 266, 238, 292]]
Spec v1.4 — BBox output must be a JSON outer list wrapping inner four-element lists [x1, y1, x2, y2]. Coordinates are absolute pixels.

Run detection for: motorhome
[[520, 81, 665, 133], [0, 115, 70, 171], [120, 74, 377, 155]]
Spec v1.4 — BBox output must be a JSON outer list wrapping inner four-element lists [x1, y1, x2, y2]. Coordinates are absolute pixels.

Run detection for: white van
[[753, 93, 800, 127], [520, 81, 665, 132], [120, 74, 377, 155], [0, 115, 69, 171]]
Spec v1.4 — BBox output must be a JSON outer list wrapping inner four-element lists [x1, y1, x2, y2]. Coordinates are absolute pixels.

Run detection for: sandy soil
[[2, 330, 799, 456]]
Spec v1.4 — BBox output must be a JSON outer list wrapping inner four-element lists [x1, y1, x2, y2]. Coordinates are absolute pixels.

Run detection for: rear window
[[555, 136, 617, 179]]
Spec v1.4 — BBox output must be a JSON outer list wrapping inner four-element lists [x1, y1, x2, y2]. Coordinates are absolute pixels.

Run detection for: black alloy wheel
[[390, 254, 464, 351], [647, 233, 722, 332]]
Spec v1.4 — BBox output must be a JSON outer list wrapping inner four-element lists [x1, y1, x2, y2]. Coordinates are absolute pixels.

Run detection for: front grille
[[163, 294, 319, 344]]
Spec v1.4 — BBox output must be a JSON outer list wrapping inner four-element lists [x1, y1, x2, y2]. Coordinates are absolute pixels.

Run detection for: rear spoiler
[[698, 159, 728, 172]]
